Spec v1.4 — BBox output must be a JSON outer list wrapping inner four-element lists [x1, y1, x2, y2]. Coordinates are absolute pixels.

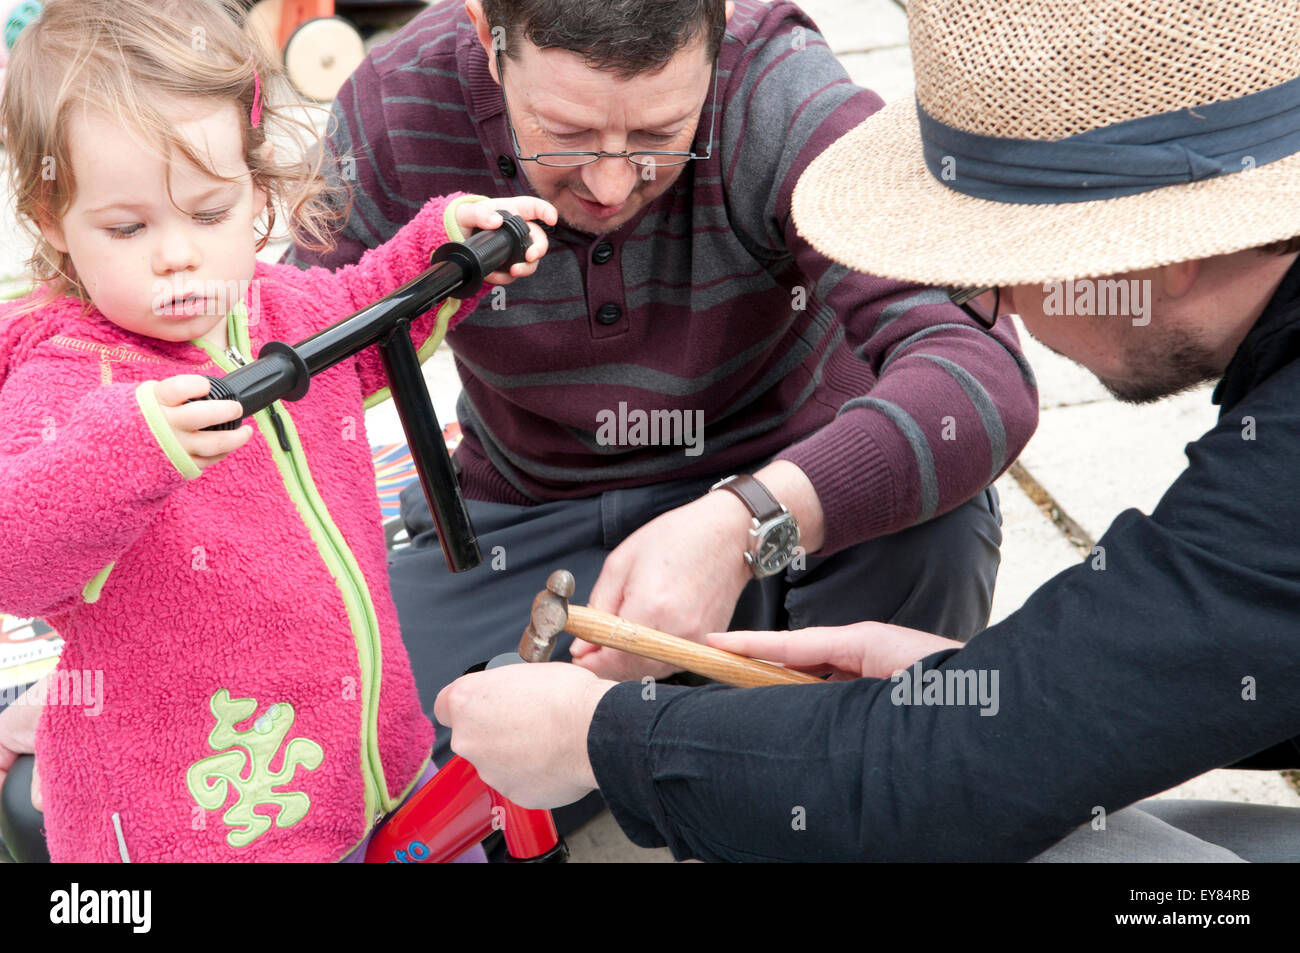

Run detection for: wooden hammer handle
[[564, 604, 821, 688]]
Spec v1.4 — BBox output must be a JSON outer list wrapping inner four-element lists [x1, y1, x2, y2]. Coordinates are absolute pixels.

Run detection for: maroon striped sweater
[[285, 0, 1038, 554]]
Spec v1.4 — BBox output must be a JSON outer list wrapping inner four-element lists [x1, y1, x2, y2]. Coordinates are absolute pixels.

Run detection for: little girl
[[0, 0, 555, 861]]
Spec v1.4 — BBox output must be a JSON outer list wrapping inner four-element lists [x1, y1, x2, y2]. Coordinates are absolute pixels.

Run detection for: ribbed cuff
[[776, 426, 898, 555], [134, 381, 201, 481], [442, 193, 488, 243]]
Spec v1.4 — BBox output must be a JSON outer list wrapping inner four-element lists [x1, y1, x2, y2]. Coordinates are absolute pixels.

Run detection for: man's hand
[[434, 663, 616, 809], [707, 621, 963, 681], [454, 197, 558, 284], [572, 488, 756, 680], [573, 460, 827, 681], [0, 675, 45, 810]]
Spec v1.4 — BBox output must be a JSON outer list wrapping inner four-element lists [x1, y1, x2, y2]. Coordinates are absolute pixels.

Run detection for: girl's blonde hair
[[1, 0, 349, 311]]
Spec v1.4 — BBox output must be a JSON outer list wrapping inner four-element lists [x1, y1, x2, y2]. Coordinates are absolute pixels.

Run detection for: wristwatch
[[710, 474, 801, 578]]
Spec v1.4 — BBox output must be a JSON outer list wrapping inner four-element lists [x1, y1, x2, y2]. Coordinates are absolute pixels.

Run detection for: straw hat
[[792, 0, 1300, 287]]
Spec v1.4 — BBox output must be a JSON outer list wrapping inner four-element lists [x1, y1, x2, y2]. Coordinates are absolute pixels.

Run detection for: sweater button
[[497, 154, 517, 178], [592, 241, 614, 264], [596, 304, 622, 325]]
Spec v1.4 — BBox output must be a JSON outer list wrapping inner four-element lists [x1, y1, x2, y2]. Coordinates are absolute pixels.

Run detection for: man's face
[[1007, 274, 1225, 404], [493, 37, 715, 235], [42, 99, 265, 343]]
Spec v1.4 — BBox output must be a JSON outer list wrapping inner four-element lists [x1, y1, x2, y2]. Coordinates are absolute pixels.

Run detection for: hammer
[[518, 570, 821, 688]]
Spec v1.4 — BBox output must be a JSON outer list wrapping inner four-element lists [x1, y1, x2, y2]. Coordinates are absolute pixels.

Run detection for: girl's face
[[40, 98, 267, 344]]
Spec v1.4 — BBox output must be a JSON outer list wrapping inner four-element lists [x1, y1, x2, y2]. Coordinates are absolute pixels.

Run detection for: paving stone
[[837, 45, 916, 103], [566, 808, 682, 863], [1017, 386, 1221, 544], [1159, 768, 1300, 807], [796, 0, 910, 53], [988, 472, 1082, 626]]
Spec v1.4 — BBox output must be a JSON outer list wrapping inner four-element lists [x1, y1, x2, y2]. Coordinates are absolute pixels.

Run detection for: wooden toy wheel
[[283, 15, 365, 103]]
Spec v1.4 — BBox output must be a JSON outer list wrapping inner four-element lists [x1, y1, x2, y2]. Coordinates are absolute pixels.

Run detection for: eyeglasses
[[496, 48, 719, 168], [947, 286, 1000, 329]]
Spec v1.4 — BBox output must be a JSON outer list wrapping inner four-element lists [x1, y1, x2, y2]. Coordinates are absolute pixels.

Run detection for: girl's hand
[[155, 375, 254, 471], [454, 197, 557, 285]]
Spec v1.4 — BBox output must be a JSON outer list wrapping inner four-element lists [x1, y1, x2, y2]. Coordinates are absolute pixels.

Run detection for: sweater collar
[[460, 22, 505, 123], [1213, 255, 1300, 412]]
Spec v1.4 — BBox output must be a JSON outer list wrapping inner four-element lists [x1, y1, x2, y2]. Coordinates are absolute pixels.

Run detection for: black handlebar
[[199, 211, 533, 573]]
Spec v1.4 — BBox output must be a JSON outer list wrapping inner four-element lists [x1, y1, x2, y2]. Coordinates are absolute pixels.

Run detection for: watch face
[[755, 518, 799, 574]]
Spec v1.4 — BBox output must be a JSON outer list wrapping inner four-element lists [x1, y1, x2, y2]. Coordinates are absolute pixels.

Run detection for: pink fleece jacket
[[1, 193, 486, 861]]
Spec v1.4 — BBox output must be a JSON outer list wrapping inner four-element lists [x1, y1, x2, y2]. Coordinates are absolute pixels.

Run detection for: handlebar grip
[[197, 342, 311, 430], [429, 210, 533, 297], [472, 209, 533, 271], [0, 753, 48, 863]]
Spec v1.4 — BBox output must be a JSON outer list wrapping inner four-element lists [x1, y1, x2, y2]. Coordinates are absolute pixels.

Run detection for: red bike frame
[[364, 755, 565, 863]]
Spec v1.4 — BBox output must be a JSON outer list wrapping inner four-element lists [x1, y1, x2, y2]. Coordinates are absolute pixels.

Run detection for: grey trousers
[[1032, 799, 1300, 862], [388, 469, 1003, 776]]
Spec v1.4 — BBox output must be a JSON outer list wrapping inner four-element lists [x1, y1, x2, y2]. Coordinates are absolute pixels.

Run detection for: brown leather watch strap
[[710, 474, 784, 522]]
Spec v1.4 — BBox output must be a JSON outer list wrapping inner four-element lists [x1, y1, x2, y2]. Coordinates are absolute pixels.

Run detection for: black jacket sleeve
[[1228, 738, 1300, 769], [588, 357, 1300, 862]]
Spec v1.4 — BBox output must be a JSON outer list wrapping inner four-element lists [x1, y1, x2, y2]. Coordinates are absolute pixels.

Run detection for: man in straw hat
[[432, 0, 1300, 861]]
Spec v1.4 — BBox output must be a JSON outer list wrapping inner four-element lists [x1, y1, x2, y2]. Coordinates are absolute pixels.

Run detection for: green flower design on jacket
[[186, 689, 324, 848]]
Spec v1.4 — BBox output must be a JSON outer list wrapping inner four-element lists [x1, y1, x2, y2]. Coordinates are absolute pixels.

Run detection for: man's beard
[[1094, 334, 1224, 404], [1032, 318, 1225, 405]]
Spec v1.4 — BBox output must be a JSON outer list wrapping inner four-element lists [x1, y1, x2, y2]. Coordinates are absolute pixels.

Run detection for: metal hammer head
[[518, 569, 576, 662]]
